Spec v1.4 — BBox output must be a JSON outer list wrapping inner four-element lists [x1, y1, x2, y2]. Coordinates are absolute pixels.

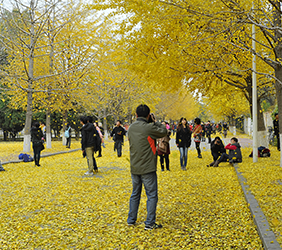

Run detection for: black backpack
[[93, 131, 101, 153]]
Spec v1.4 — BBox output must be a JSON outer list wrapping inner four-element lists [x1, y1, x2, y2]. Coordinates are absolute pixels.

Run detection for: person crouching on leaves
[[212, 137, 242, 167], [207, 137, 226, 167], [176, 117, 192, 170], [31, 122, 44, 167], [157, 122, 171, 171]]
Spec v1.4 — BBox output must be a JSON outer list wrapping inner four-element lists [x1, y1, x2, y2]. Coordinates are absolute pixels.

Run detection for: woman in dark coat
[[31, 122, 44, 167], [176, 118, 192, 170]]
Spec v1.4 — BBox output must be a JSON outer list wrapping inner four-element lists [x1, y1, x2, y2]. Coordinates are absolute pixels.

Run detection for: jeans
[[116, 140, 122, 156], [217, 153, 229, 163], [127, 172, 158, 226], [179, 147, 188, 168], [159, 154, 169, 170]]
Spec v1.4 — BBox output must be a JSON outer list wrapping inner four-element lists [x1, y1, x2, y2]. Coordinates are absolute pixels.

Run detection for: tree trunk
[[23, 90, 33, 152], [257, 100, 268, 147], [23, 0, 35, 153], [103, 108, 108, 140], [275, 66, 282, 167], [62, 110, 68, 145], [46, 109, 52, 148]]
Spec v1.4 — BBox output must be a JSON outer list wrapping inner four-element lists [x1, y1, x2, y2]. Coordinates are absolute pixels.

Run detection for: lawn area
[[0, 140, 280, 249]]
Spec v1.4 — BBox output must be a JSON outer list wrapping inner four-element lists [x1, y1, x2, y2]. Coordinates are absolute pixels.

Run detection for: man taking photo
[[127, 104, 167, 230]]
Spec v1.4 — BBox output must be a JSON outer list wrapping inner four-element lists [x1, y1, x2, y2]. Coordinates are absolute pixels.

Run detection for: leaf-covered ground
[[0, 138, 279, 249]]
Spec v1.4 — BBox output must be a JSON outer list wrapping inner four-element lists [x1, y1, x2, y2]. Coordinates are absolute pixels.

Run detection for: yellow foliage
[[0, 139, 275, 248]]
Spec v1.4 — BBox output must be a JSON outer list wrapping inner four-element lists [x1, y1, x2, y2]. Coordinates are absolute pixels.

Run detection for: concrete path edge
[[1, 148, 81, 165], [234, 163, 281, 250]]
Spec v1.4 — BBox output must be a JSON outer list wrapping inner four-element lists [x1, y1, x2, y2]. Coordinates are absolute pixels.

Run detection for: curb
[[234, 163, 281, 250], [1, 148, 81, 165]]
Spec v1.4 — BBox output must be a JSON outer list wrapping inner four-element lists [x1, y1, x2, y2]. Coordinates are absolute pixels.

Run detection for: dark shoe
[[128, 222, 136, 226], [97, 155, 102, 158], [145, 223, 163, 230], [37, 164, 41, 167], [161, 169, 164, 171], [198, 155, 202, 158]]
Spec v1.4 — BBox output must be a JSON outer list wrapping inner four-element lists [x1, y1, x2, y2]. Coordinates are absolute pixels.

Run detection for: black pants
[[98, 142, 102, 156], [212, 152, 221, 162], [195, 142, 201, 156], [159, 154, 169, 170], [66, 137, 71, 147], [33, 143, 41, 165], [277, 135, 280, 151]]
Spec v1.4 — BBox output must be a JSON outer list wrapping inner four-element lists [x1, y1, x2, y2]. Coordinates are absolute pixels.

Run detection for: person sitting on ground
[[207, 137, 226, 167], [212, 137, 242, 167]]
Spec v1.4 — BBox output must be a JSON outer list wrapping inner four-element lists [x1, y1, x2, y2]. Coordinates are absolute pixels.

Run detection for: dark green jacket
[[128, 117, 167, 175]]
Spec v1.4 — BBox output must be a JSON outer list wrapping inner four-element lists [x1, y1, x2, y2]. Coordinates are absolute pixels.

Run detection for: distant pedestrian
[[207, 137, 226, 167], [176, 118, 192, 170], [273, 113, 280, 151], [111, 120, 126, 157], [31, 122, 44, 167], [127, 104, 167, 230], [212, 137, 242, 167], [40, 122, 46, 140], [205, 121, 212, 143], [201, 122, 206, 142], [157, 122, 171, 171], [222, 122, 229, 138], [80, 116, 98, 176], [193, 118, 202, 158], [65, 123, 72, 148]]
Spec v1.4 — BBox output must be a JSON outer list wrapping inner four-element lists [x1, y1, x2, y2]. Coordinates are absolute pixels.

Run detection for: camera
[[148, 113, 155, 123]]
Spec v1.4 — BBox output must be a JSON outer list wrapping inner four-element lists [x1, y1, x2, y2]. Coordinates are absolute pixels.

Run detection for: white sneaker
[[84, 171, 94, 176]]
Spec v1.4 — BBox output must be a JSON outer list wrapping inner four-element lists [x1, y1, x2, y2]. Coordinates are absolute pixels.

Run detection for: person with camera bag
[[207, 137, 226, 167], [157, 122, 171, 171], [127, 104, 167, 230]]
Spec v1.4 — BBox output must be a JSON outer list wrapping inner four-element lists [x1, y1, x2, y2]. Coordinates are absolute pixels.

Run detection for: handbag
[[194, 133, 201, 143], [158, 138, 168, 153]]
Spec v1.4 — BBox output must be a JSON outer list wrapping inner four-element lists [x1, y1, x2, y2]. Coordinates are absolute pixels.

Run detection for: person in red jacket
[[213, 137, 242, 167]]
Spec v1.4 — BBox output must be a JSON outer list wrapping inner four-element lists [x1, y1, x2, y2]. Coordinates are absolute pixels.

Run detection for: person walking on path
[[213, 137, 242, 167], [65, 124, 72, 148], [157, 122, 171, 171], [31, 122, 44, 167], [193, 118, 202, 158], [207, 137, 226, 167], [111, 120, 126, 157], [176, 118, 192, 170], [273, 113, 280, 151], [127, 104, 167, 230], [80, 116, 98, 176]]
